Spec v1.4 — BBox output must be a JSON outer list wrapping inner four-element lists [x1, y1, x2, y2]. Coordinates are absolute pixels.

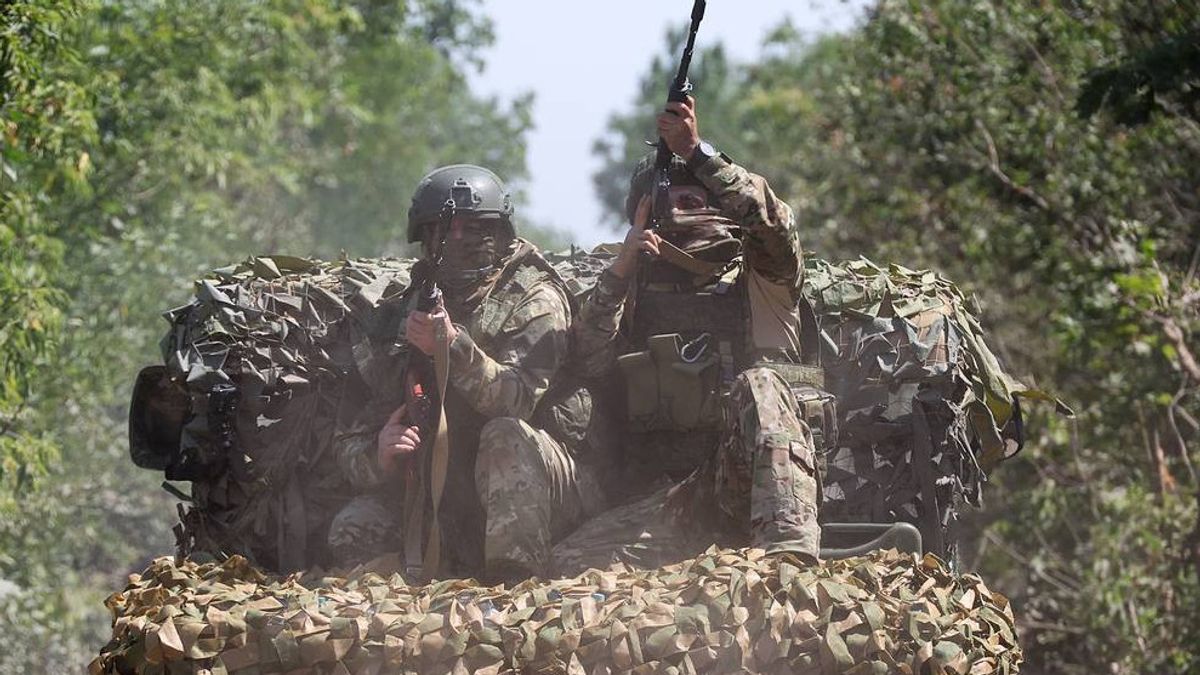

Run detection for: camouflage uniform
[[573, 153, 821, 562], [330, 241, 608, 578]]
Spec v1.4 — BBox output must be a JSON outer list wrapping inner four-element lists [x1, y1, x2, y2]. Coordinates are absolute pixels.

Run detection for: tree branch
[[1167, 386, 1197, 489], [1156, 315, 1200, 386], [1017, 33, 1064, 105], [974, 119, 1054, 212], [1176, 403, 1199, 433], [982, 530, 1081, 595], [1137, 402, 1174, 499]]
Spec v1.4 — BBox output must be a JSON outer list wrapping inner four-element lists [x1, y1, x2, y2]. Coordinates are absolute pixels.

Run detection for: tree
[[0, 0, 90, 510], [594, 1, 1198, 670], [0, 1, 535, 670]]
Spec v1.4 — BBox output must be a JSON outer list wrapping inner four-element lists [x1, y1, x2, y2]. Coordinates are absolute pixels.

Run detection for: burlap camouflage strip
[[803, 256, 1065, 471], [91, 548, 1020, 674]]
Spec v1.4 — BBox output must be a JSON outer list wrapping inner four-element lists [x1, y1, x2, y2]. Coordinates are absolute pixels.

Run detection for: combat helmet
[[407, 164, 515, 243]]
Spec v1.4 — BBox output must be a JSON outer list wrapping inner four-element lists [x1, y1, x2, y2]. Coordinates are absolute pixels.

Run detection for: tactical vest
[[617, 256, 823, 434], [608, 229, 832, 492]]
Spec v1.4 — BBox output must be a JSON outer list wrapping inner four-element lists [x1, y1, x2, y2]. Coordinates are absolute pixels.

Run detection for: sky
[[471, 0, 872, 247]]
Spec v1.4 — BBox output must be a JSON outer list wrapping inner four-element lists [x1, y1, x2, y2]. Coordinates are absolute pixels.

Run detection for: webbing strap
[[656, 239, 727, 279], [422, 320, 452, 577], [911, 402, 944, 557], [401, 460, 425, 573]]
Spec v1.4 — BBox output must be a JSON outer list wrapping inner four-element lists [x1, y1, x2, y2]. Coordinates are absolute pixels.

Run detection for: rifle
[[650, 0, 707, 230], [401, 193, 462, 579], [404, 199, 451, 438]]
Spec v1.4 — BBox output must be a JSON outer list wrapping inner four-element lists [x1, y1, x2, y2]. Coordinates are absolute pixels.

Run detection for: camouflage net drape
[[91, 548, 1021, 675], [151, 253, 1057, 569]]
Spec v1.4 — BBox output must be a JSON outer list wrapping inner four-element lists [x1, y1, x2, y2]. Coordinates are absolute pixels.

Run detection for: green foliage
[[0, 0, 89, 502], [1077, 29, 1200, 126], [0, 0, 533, 670], [596, 1, 1199, 671]]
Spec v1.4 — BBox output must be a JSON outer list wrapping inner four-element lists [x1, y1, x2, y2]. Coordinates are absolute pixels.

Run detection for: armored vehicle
[[96, 250, 1043, 673]]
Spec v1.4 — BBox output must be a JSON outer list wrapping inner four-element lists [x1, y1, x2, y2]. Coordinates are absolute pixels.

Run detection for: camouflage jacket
[[335, 241, 574, 489], [572, 155, 803, 490], [574, 153, 803, 379]]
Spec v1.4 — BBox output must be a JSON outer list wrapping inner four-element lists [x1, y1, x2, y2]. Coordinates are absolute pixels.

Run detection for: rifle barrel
[[672, 0, 706, 94]]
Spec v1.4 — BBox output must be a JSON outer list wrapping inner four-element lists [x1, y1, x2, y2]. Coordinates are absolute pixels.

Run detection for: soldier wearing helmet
[[328, 165, 609, 581], [572, 96, 826, 564]]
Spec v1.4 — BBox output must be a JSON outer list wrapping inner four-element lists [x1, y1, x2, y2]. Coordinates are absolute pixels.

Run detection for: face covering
[[659, 206, 742, 264], [430, 218, 515, 297]]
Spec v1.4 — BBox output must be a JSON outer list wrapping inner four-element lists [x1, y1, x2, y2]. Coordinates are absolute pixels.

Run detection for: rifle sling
[[401, 460, 425, 574], [422, 321, 452, 577]]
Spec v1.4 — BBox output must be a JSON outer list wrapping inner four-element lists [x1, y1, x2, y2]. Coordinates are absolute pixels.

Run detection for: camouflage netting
[[145, 256, 415, 571], [135, 251, 1059, 572], [92, 548, 1021, 675], [804, 258, 1060, 560]]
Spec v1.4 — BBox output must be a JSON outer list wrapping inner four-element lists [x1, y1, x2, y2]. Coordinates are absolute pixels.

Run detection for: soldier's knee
[[480, 415, 534, 442], [476, 417, 541, 486], [479, 417, 540, 459], [327, 495, 397, 563], [731, 366, 804, 449]]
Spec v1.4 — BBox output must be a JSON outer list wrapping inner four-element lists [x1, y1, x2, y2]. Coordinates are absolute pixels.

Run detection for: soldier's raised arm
[[693, 157, 802, 293], [573, 197, 661, 378], [658, 95, 803, 297]]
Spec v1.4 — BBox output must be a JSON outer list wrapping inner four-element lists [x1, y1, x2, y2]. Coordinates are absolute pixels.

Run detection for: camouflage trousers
[[327, 492, 401, 567], [673, 365, 822, 562], [475, 417, 606, 580], [327, 417, 605, 578]]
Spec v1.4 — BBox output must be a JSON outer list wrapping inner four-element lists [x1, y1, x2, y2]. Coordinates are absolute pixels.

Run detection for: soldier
[[328, 165, 608, 581], [573, 96, 826, 563]]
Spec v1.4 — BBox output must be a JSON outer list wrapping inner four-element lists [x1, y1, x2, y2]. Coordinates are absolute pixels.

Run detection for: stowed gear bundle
[[802, 258, 1060, 561], [130, 256, 416, 572], [91, 547, 1021, 674]]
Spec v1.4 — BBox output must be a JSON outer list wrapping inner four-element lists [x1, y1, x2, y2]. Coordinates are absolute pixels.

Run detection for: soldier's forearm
[[692, 154, 803, 289], [573, 268, 629, 377], [446, 329, 550, 419], [335, 434, 384, 489]]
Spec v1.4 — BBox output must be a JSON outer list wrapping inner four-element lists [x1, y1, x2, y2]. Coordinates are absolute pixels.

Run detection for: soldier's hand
[[612, 196, 660, 279], [406, 308, 458, 356], [658, 95, 700, 161], [377, 405, 420, 474]]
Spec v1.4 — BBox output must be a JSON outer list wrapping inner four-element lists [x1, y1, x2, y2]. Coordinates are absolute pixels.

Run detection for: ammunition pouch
[[793, 384, 839, 453], [617, 333, 724, 433]]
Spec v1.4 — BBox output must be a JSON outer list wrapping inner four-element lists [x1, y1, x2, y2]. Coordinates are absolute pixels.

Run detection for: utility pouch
[[791, 384, 839, 452], [617, 333, 723, 432]]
